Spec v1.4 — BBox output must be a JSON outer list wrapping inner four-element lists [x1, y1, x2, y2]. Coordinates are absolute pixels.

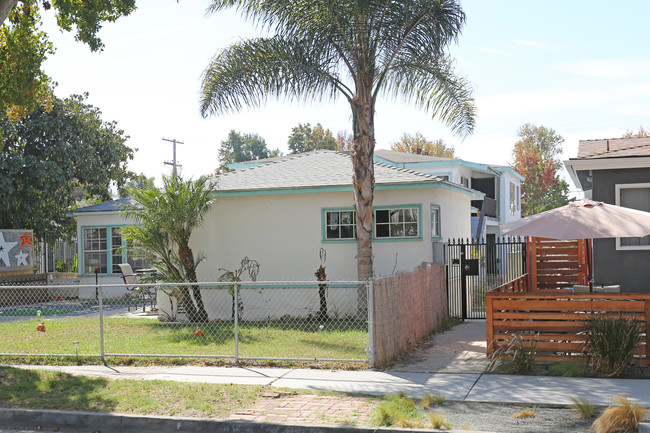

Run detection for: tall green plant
[[585, 313, 643, 377], [121, 175, 215, 323], [199, 0, 476, 295]]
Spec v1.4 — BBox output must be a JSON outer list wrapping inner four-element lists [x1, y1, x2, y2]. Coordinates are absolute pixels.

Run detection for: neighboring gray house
[[564, 136, 650, 293], [374, 150, 523, 240]]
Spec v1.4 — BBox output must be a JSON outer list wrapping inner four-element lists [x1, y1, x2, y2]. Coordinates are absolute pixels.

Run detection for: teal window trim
[[321, 204, 423, 243], [373, 204, 422, 242], [321, 206, 357, 243], [430, 204, 442, 241], [79, 224, 130, 276]]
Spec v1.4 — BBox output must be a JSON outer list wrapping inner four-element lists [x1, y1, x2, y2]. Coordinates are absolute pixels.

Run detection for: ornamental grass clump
[[591, 395, 648, 433], [585, 313, 643, 377]]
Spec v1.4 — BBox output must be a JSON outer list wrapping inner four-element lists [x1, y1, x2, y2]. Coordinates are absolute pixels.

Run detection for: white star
[[15, 250, 29, 266], [0, 233, 18, 267]]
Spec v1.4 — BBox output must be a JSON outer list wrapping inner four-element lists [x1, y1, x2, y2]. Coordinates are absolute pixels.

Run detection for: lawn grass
[[0, 316, 368, 361], [0, 366, 277, 417]]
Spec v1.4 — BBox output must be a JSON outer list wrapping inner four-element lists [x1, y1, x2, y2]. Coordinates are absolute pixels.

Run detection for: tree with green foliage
[[218, 130, 281, 172], [391, 132, 455, 158], [200, 0, 475, 287], [118, 173, 156, 198], [121, 175, 215, 323], [0, 93, 132, 239], [510, 124, 569, 216], [287, 123, 338, 154], [0, 0, 136, 120]]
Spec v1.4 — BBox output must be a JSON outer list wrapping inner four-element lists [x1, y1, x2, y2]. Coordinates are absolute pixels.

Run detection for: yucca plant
[[585, 313, 643, 377], [591, 395, 648, 433]]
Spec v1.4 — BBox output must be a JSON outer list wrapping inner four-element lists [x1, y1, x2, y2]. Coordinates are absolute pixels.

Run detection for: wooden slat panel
[[537, 261, 580, 269], [493, 321, 589, 333], [492, 299, 646, 312]]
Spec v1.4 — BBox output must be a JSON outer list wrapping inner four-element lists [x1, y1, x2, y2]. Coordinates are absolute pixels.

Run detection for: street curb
[[0, 408, 495, 433], [639, 422, 650, 433]]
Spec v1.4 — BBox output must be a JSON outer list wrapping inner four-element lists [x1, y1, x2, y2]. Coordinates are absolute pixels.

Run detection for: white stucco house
[[70, 150, 480, 287]]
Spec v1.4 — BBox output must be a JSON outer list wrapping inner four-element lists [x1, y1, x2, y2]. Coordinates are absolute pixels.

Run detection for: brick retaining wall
[[372, 263, 447, 368]]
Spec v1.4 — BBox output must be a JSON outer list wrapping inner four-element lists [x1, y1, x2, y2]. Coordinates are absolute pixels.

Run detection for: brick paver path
[[228, 392, 377, 426]]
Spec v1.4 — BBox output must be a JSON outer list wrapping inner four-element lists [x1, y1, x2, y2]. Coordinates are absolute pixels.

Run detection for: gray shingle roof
[[215, 150, 443, 192], [70, 197, 133, 214], [375, 149, 453, 163], [576, 137, 650, 159]]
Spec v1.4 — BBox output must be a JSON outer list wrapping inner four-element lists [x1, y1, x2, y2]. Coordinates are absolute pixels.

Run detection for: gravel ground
[[433, 402, 594, 433]]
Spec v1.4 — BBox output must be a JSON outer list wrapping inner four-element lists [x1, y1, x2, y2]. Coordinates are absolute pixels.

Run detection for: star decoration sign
[[19, 232, 33, 249], [0, 230, 35, 269]]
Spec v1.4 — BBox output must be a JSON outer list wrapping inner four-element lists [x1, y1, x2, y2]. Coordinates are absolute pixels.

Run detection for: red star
[[19, 232, 33, 249]]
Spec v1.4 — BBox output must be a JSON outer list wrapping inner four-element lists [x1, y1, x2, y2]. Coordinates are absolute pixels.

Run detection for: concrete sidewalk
[[14, 364, 650, 407]]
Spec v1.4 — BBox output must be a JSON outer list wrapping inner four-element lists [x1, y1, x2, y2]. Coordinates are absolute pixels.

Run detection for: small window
[[325, 210, 356, 239], [82, 225, 150, 274], [509, 182, 516, 215], [375, 207, 419, 238], [83, 228, 107, 274], [461, 177, 469, 187], [516, 185, 520, 211], [616, 184, 650, 249], [431, 205, 441, 240]]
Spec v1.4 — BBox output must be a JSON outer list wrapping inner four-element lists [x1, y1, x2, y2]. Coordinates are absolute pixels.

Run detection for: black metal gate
[[445, 237, 527, 319]]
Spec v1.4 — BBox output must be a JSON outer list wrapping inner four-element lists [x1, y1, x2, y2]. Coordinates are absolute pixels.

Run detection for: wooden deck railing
[[486, 291, 650, 365], [489, 274, 530, 293]]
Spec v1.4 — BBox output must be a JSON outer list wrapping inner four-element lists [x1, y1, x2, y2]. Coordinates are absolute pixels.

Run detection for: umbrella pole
[[586, 239, 593, 292]]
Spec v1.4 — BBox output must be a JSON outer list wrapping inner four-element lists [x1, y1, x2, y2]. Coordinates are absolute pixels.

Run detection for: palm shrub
[[121, 175, 215, 323], [584, 313, 643, 377]]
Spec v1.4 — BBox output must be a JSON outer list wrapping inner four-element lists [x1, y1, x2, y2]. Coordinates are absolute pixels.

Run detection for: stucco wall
[[372, 263, 447, 368], [193, 187, 471, 281]]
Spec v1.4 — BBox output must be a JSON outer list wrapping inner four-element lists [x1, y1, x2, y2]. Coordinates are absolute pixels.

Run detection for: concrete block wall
[[372, 263, 447, 368]]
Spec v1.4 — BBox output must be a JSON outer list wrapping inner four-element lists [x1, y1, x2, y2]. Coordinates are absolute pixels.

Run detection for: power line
[[162, 137, 183, 177]]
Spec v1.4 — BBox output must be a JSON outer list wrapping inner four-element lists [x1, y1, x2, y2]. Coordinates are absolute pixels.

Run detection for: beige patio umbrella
[[500, 199, 650, 240], [501, 199, 650, 291]]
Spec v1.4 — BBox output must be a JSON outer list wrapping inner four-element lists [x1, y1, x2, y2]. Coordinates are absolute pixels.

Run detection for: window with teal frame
[[431, 204, 441, 240], [374, 206, 420, 239], [81, 225, 150, 275], [324, 209, 356, 241]]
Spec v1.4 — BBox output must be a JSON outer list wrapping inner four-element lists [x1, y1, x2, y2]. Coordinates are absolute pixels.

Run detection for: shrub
[[546, 360, 588, 377], [428, 410, 451, 429], [591, 395, 648, 433], [491, 335, 538, 375], [585, 313, 643, 377], [570, 396, 595, 419], [372, 393, 423, 427]]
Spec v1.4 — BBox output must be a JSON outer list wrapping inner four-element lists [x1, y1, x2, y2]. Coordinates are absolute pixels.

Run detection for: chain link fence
[[0, 279, 371, 364]]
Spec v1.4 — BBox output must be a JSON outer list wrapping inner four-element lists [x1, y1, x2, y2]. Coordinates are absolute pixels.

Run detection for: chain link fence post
[[234, 280, 239, 365], [98, 282, 105, 364]]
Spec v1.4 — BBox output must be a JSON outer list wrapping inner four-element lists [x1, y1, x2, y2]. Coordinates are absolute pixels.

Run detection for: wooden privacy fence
[[486, 290, 650, 365], [529, 238, 589, 290]]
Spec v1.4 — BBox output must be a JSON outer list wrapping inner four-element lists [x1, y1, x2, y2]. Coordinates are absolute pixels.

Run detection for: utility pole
[[163, 137, 183, 176]]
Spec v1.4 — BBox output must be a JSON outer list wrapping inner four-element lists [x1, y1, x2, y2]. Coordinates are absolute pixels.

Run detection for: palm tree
[[122, 175, 215, 323], [200, 0, 476, 294]]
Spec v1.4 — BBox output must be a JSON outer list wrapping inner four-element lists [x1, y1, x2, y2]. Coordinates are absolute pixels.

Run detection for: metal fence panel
[[446, 237, 527, 319], [0, 279, 369, 363]]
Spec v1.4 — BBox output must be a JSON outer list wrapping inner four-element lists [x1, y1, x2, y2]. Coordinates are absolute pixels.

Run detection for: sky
[[41, 1, 650, 194]]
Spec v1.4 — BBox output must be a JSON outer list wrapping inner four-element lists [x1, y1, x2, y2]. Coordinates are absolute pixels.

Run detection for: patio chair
[[117, 263, 153, 312]]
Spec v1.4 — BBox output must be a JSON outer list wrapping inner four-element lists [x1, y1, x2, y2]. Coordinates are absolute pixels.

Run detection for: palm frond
[[200, 36, 349, 117], [382, 55, 476, 137]]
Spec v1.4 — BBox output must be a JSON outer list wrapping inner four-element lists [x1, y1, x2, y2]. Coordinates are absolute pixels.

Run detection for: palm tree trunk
[[350, 93, 375, 318], [178, 246, 209, 323], [0, 0, 18, 24]]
